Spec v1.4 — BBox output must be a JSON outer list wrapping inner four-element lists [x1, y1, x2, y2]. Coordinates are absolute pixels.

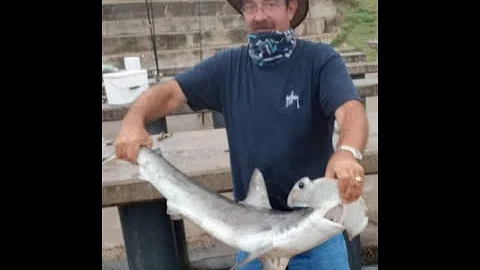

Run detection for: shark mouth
[[323, 204, 344, 224]]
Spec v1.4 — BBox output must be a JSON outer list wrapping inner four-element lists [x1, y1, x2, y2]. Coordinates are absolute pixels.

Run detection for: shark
[[135, 147, 368, 269]]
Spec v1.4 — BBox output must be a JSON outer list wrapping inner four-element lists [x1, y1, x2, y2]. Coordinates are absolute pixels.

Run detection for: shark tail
[[260, 257, 290, 270], [230, 256, 290, 270]]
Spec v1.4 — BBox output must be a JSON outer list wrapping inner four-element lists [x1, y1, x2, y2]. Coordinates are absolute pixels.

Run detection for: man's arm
[[334, 99, 369, 152], [122, 80, 187, 126], [316, 47, 369, 203], [114, 50, 227, 164], [315, 47, 369, 152], [123, 48, 228, 126]]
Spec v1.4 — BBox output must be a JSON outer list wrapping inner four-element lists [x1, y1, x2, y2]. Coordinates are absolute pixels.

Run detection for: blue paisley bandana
[[247, 28, 297, 67]]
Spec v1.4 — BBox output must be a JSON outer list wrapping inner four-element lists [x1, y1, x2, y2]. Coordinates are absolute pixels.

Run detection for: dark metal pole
[[145, 118, 168, 135], [173, 218, 190, 270], [118, 200, 181, 270], [212, 112, 225, 129], [343, 231, 362, 270]]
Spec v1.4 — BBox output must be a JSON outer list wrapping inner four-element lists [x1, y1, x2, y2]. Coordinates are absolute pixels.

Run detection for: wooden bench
[[102, 128, 378, 269]]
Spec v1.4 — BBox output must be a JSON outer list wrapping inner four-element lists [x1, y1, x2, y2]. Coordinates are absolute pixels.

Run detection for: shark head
[[287, 177, 341, 209], [239, 168, 272, 210], [286, 176, 369, 240]]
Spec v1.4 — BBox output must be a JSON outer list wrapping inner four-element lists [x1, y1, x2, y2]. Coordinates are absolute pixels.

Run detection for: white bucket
[[124, 57, 141, 70], [103, 69, 149, 105]]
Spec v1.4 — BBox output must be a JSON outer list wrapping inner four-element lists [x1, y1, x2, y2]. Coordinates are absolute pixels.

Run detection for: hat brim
[[226, 0, 309, 29]]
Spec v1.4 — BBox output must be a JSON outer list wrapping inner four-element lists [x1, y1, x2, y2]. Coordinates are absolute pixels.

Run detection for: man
[[114, 0, 369, 269]]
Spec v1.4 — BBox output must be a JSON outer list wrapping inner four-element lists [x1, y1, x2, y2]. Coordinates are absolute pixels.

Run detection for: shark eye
[[298, 182, 304, 189]]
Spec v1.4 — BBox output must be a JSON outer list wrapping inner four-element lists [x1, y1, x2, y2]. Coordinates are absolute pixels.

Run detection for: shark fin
[[229, 245, 271, 270], [342, 197, 369, 240], [239, 168, 272, 209]]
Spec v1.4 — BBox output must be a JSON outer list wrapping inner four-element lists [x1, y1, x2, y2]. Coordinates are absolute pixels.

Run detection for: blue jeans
[[234, 233, 350, 270]]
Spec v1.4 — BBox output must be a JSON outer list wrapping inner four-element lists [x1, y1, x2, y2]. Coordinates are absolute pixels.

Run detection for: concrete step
[[103, 43, 361, 72], [103, 15, 327, 37], [354, 77, 378, 97], [103, 15, 244, 36], [101, 33, 339, 60], [141, 60, 377, 78], [102, 0, 337, 22], [300, 31, 340, 44], [334, 47, 358, 53], [102, 30, 243, 55], [101, 33, 340, 70], [339, 52, 366, 63], [102, 22, 332, 55], [347, 62, 378, 77], [367, 39, 378, 49], [102, 0, 238, 21]]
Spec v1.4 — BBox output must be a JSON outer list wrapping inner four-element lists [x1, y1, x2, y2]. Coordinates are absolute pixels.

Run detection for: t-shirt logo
[[285, 90, 300, 109]]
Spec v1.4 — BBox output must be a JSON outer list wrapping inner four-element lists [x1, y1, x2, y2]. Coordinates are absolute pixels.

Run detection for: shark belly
[[270, 208, 345, 257]]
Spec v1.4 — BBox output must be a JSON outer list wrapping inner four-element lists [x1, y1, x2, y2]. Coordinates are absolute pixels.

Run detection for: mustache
[[251, 21, 276, 31]]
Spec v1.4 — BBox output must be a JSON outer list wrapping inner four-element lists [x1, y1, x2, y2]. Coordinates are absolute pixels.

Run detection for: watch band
[[338, 145, 363, 160]]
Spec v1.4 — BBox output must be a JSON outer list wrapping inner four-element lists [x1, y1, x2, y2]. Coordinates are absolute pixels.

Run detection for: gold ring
[[354, 176, 363, 183]]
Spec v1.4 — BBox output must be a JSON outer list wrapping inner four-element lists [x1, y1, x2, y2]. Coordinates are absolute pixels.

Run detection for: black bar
[[343, 232, 362, 270], [145, 117, 168, 135], [118, 200, 181, 270], [173, 219, 190, 270], [212, 112, 225, 128]]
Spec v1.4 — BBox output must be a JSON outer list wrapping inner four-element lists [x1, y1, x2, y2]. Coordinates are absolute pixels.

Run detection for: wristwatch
[[338, 145, 363, 160]]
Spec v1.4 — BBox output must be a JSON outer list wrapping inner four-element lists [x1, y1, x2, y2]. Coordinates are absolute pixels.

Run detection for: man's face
[[241, 0, 298, 33]]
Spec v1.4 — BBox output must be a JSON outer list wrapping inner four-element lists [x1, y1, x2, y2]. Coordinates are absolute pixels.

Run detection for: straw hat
[[226, 0, 309, 29]]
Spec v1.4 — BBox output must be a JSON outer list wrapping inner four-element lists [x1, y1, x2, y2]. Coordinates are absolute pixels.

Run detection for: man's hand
[[114, 121, 153, 164], [325, 150, 365, 204], [113, 80, 187, 164]]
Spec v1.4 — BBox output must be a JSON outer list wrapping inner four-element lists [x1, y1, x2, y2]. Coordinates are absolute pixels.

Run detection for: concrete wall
[[102, 0, 341, 72]]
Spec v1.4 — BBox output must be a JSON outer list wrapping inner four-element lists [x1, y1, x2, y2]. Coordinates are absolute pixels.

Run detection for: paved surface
[[102, 260, 378, 270]]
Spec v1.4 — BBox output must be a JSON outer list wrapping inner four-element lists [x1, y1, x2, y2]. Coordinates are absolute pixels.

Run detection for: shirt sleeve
[[174, 51, 228, 113], [317, 50, 362, 118]]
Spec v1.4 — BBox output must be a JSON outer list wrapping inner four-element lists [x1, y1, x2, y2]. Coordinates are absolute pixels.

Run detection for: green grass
[[331, 0, 378, 61]]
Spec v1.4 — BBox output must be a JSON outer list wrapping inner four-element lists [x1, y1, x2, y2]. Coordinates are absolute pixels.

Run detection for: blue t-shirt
[[175, 39, 361, 210]]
